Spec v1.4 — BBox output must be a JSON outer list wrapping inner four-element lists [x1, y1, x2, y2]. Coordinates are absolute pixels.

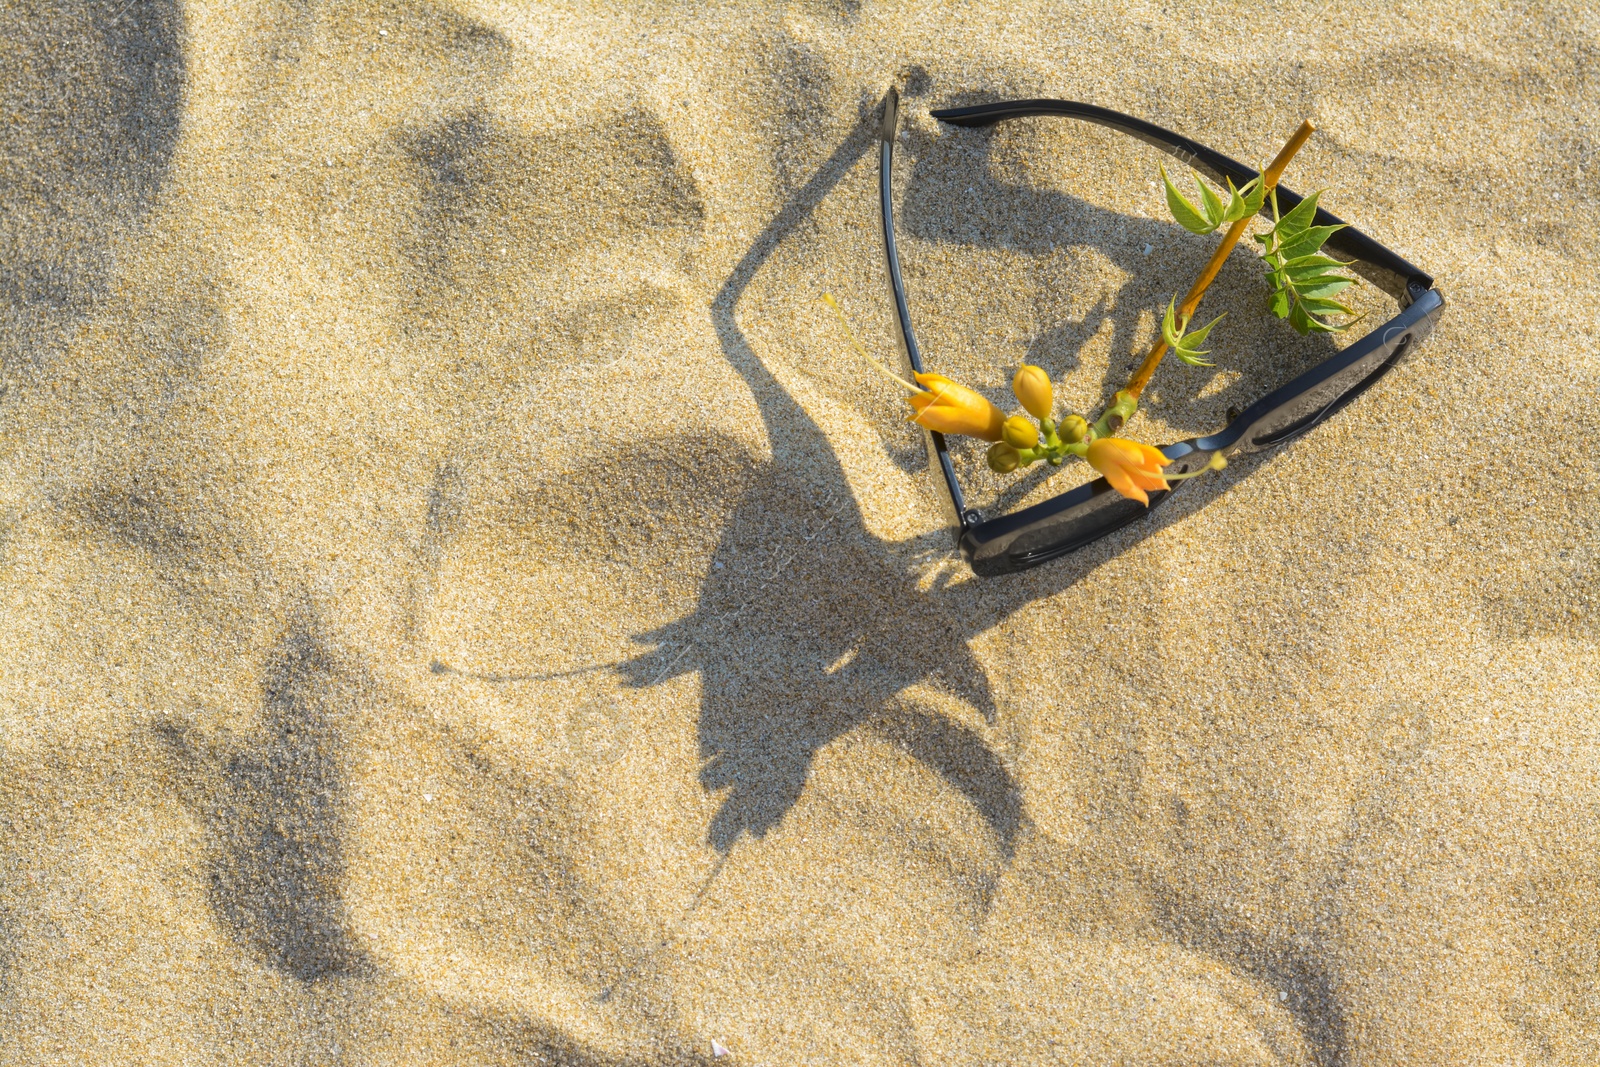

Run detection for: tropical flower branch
[[834, 117, 1365, 507]]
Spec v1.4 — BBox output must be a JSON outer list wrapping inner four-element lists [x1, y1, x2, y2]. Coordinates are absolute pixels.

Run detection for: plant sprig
[[840, 117, 1365, 514], [1161, 297, 1224, 367], [1117, 121, 1316, 410], [1256, 188, 1358, 334]]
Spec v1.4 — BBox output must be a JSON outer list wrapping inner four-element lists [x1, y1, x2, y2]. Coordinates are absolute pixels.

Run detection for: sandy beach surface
[[2, 1, 1598, 1063]]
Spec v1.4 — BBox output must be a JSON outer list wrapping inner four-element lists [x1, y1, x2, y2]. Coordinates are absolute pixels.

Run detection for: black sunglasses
[[876, 88, 1445, 577]]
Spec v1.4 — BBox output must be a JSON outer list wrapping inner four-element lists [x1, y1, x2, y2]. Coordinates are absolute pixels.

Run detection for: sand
[[1, 1, 1597, 1064]]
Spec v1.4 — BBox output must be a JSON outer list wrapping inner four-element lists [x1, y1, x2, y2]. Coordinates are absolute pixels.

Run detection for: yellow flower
[[1012, 364, 1054, 421], [908, 372, 1005, 442], [1002, 415, 1039, 450], [1086, 437, 1171, 505]]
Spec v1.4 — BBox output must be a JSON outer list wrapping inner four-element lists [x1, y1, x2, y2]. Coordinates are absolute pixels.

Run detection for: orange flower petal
[[1085, 436, 1170, 504], [1127, 468, 1170, 493], [1130, 441, 1171, 469], [1100, 463, 1149, 505]]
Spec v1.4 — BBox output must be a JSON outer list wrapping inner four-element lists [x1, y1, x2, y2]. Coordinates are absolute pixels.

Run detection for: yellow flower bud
[[907, 372, 1006, 442], [1059, 414, 1088, 443], [1001, 415, 1039, 450], [987, 442, 1020, 473], [1086, 437, 1171, 506], [1012, 364, 1054, 422]]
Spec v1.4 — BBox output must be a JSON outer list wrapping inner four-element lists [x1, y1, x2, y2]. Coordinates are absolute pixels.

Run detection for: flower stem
[[1121, 120, 1316, 403], [823, 293, 921, 393]]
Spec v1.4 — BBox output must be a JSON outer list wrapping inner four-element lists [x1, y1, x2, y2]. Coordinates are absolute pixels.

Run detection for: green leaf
[[1283, 252, 1348, 267], [1275, 190, 1324, 236], [1294, 276, 1353, 299], [1267, 285, 1291, 319], [1161, 295, 1185, 348], [1221, 175, 1265, 223], [1285, 269, 1348, 293], [1162, 165, 1218, 234], [1288, 301, 1314, 335], [1183, 311, 1225, 348], [1174, 331, 1217, 366], [1242, 175, 1266, 216], [1283, 254, 1348, 277], [1297, 296, 1356, 317], [1197, 176, 1224, 228], [1279, 223, 1347, 262]]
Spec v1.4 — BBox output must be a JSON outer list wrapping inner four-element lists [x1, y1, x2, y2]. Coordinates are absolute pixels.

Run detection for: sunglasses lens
[[1237, 331, 1411, 452], [968, 484, 1164, 574]]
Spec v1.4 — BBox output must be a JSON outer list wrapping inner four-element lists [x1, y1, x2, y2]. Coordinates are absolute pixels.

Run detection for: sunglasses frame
[[876, 88, 1445, 576]]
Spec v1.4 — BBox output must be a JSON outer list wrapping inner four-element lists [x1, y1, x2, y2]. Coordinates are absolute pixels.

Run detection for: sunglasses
[[876, 88, 1445, 577]]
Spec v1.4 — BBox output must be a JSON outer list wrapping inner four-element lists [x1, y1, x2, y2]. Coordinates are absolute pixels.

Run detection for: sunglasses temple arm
[[878, 88, 971, 528], [931, 99, 1431, 304]]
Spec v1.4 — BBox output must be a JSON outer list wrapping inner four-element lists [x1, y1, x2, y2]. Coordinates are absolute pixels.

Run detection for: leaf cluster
[[1160, 297, 1224, 367], [1255, 190, 1357, 335], [1161, 164, 1265, 235]]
